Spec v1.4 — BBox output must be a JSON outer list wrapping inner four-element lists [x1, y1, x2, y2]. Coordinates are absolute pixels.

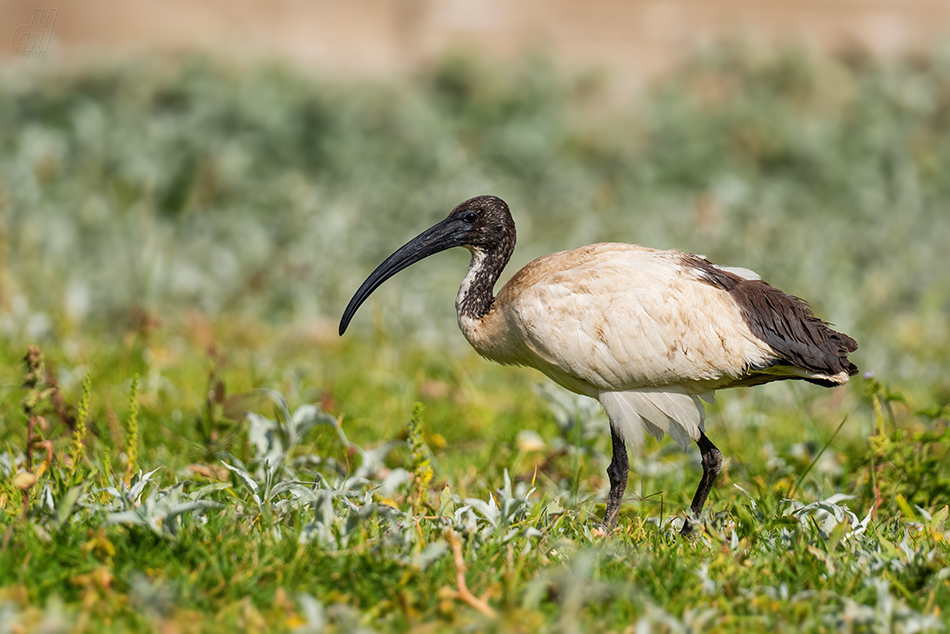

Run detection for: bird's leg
[[680, 432, 722, 538], [603, 425, 629, 528]]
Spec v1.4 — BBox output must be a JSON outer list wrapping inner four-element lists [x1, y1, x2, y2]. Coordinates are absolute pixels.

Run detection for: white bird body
[[458, 242, 850, 451], [341, 195, 858, 535], [461, 243, 773, 393]]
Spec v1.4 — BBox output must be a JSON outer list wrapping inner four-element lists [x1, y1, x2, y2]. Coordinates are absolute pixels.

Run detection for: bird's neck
[[456, 247, 507, 322]]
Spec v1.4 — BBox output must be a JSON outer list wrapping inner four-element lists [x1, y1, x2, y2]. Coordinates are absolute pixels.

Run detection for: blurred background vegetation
[[1, 48, 948, 401]]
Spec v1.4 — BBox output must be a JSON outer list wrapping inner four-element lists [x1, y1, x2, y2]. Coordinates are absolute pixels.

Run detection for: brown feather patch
[[683, 254, 858, 381]]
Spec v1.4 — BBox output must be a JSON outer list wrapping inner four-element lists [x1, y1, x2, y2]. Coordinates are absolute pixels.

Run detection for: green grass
[[0, 47, 949, 632]]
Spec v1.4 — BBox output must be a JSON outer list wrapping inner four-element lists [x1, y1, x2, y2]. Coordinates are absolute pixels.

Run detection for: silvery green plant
[[221, 391, 419, 549], [784, 492, 872, 539], [456, 469, 543, 543], [27, 481, 88, 540], [244, 388, 344, 478], [102, 468, 223, 539]]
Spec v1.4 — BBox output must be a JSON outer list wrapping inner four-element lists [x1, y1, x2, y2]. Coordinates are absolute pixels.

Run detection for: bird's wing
[[499, 244, 775, 395]]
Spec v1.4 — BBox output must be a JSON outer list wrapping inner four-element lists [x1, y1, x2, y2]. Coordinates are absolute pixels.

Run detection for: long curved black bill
[[339, 217, 467, 335]]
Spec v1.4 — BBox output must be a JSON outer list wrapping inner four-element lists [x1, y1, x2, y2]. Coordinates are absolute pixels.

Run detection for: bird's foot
[[591, 519, 619, 538], [679, 515, 703, 540]]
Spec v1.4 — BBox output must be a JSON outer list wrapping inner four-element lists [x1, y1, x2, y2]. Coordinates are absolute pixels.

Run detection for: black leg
[[680, 432, 722, 538], [603, 425, 629, 528]]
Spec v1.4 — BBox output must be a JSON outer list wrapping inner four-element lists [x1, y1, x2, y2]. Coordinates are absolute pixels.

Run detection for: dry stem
[[443, 528, 496, 618]]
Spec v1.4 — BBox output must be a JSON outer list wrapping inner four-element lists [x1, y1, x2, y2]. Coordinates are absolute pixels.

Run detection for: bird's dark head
[[339, 195, 517, 335], [447, 195, 517, 255]]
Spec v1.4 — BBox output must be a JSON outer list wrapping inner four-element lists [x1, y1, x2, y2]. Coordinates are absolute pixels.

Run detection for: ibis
[[339, 195, 858, 536]]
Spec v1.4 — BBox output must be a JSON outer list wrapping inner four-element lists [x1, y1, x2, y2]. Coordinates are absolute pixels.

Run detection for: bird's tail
[[598, 388, 710, 453]]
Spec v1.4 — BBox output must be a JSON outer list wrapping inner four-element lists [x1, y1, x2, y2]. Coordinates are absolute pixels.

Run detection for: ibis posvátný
[[339, 195, 858, 535]]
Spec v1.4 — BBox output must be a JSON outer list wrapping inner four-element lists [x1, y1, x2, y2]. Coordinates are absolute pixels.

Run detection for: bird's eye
[[462, 211, 478, 224]]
